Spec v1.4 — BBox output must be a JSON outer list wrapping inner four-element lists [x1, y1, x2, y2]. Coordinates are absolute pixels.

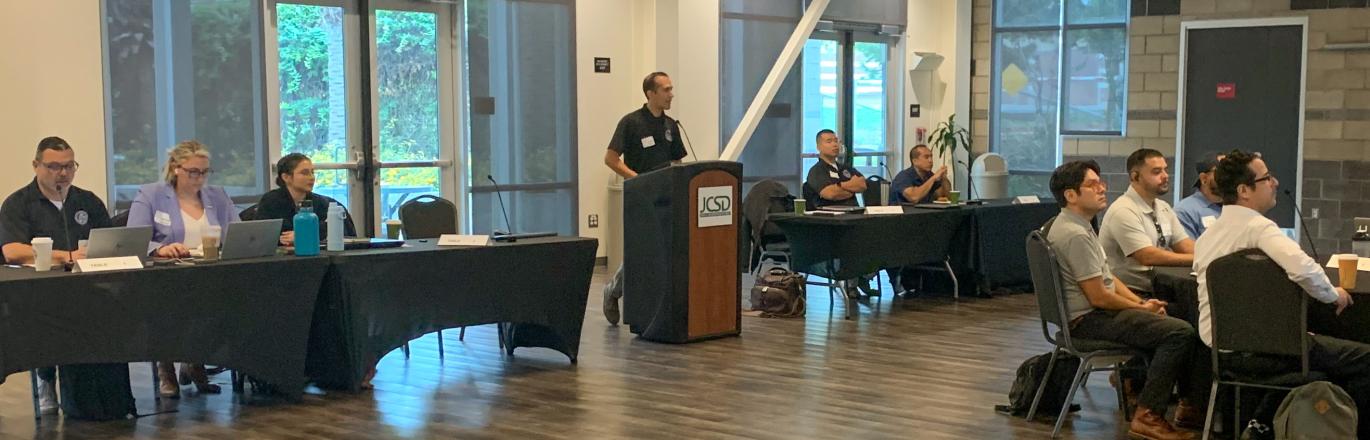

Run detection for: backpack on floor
[[1273, 381, 1357, 440], [998, 351, 1082, 418], [748, 267, 806, 318]]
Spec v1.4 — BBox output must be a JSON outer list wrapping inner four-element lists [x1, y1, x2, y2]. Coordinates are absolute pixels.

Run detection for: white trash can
[[971, 153, 1009, 200]]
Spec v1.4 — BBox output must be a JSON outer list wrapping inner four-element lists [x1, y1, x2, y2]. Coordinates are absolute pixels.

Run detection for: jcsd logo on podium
[[697, 186, 733, 228]]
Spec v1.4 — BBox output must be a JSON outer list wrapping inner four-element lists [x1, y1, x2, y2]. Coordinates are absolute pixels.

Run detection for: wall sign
[[1216, 82, 1236, 100], [594, 57, 611, 73]]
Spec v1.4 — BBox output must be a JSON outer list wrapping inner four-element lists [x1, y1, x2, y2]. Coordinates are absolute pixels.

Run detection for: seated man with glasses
[[0, 136, 113, 414], [1045, 160, 1205, 439], [1194, 150, 1370, 438], [1100, 148, 1195, 297]]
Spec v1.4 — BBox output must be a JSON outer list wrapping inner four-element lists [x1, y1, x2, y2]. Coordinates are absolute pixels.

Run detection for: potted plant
[[928, 113, 972, 196]]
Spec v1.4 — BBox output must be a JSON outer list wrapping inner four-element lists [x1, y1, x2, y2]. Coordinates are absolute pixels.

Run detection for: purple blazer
[[126, 182, 237, 249]]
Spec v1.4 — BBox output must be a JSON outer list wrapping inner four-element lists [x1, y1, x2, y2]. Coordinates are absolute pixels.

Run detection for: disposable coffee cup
[[203, 226, 222, 261], [948, 191, 962, 204], [385, 219, 403, 240], [1338, 254, 1359, 291], [32, 237, 52, 272], [794, 199, 807, 215]]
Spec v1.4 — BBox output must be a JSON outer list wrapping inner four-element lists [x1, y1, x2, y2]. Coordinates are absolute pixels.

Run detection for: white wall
[[903, 0, 973, 188], [0, 0, 109, 202]]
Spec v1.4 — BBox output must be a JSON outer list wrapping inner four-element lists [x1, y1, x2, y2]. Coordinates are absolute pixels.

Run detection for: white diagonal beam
[[719, 0, 830, 162]]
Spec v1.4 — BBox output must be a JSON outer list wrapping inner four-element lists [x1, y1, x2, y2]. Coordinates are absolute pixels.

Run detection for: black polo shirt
[[804, 159, 863, 208], [608, 104, 688, 174], [0, 179, 112, 251]]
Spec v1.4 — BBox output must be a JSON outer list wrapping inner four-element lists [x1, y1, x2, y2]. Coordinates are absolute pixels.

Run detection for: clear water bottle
[[1354, 227, 1370, 258], [293, 200, 320, 256], [326, 202, 344, 252]]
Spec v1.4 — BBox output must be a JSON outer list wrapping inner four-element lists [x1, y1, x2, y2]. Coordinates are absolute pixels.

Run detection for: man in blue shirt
[[889, 144, 950, 204], [1175, 154, 1224, 238]]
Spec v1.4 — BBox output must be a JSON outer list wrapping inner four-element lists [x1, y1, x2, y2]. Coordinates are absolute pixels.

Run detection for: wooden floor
[[0, 268, 1138, 439]]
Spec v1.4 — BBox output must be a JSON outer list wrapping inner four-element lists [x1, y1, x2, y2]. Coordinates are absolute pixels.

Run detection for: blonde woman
[[127, 140, 235, 397]]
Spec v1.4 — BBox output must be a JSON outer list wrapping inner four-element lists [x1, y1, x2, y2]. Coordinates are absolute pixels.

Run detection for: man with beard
[[1099, 148, 1195, 296], [1174, 153, 1224, 239]]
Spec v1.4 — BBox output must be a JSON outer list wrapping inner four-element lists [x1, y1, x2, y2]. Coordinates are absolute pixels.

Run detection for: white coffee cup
[[32, 237, 53, 272]]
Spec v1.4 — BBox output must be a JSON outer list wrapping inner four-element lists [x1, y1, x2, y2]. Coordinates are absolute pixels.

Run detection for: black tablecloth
[[964, 200, 1060, 291], [1153, 266, 1370, 344], [770, 200, 1057, 295], [770, 207, 969, 281], [306, 237, 598, 390], [0, 255, 331, 404]]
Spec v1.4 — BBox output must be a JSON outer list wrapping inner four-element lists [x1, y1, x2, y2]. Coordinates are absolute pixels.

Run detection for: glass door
[[369, 1, 458, 226], [800, 35, 840, 174], [800, 29, 897, 181], [264, 0, 363, 215]]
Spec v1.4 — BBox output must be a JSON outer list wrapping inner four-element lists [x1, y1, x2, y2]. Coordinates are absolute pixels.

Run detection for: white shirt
[[1099, 186, 1190, 292], [1194, 204, 1340, 346], [181, 210, 210, 250]]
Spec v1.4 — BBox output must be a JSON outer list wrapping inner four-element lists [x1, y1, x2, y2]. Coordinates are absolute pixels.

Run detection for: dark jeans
[[1221, 334, 1370, 437], [1072, 308, 1209, 411]]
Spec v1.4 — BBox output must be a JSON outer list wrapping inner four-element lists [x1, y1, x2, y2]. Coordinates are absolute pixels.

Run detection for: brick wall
[[972, 0, 1370, 253]]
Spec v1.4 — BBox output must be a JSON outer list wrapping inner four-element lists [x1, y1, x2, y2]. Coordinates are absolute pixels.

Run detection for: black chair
[[238, 203, 258, 221], [741, 180, 794, 275], [1025, 226, 1146, 438], [396, 195, 503, 356], [1200, 249, 1325, 440], [111, 210, 129, 227]]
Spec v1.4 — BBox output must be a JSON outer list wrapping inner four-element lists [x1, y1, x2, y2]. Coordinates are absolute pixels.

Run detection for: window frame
[[989, 0, 1129, 179]]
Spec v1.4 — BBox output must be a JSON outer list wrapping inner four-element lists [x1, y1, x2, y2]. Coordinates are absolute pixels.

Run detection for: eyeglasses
[[1253, 175, 1277, 185], [1080, 180, 1108, 191], [179, 167, 214, 178], [39, 162, 79, 173]]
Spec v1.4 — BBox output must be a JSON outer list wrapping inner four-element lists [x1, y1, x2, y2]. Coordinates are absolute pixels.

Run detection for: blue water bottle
[[293, 200, 320, 256]]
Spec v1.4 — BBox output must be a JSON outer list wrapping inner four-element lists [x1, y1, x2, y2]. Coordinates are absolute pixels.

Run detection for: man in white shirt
[[1100, 148, 1195, 295], [1194, 150, 1370, 438]]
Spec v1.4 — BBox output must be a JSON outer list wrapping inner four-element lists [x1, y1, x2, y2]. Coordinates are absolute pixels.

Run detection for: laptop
[[87, 226, 154, 261], [219, 219, 283, 260]]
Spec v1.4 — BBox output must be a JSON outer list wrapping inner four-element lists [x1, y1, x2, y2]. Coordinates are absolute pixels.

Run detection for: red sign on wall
[[1216, 83, 1236, 100]]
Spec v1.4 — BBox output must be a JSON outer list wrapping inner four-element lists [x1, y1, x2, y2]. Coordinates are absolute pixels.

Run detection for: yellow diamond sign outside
[[1002, 63, 1028, 97]]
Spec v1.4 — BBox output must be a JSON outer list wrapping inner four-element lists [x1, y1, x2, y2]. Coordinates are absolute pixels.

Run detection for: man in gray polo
[[1100, 148, 1194, 295], [1044, 160, 1204, 439]]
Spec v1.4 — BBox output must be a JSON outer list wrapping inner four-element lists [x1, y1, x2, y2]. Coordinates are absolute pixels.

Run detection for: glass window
[[275, 3, 350, 203], [375, 9, 440, 222], [104, 0, 265, 208], [721, 1, 804, 194], [991, 0, 1127, 196]]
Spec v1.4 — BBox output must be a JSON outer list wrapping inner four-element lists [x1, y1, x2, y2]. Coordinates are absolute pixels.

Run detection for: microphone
[[487, 175, 516, 241], [957, 159, 974, 201], [880, 161, 893, 179], [1284, 189, 1320, 262], [673, 119, 699, 162]]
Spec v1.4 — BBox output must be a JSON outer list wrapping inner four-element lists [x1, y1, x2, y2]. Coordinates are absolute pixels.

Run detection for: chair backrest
[[239, 204, 258, 221], [1207, 248, 1309, 364], [741, 179, 793, 242], [111, 210, 129, 227], [398, 195, 457, 239], [1025, 221, 1077, 349], [863, 175, 888, 207]]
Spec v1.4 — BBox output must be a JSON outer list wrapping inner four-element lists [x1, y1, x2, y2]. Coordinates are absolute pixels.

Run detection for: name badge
[[828, 171, 839, 179], [1013, 195, 1041, 204], [154, 211, 172, 226], [1201, 215, 1216, 228], [641, 136, 656, 148]]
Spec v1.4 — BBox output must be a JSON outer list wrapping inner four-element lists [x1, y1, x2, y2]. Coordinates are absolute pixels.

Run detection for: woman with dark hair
[[255, 153, 356, 245]]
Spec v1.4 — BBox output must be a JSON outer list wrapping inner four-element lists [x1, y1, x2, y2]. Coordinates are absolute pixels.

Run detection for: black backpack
[[997, 352, 1083, 418]]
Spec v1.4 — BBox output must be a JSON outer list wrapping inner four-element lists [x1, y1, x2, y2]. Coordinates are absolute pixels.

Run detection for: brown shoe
[[1128, 407, 1196, 440], [178, 363, 222, 394], [157, 361, 180, 398], [1173, 399, 1207, 431]]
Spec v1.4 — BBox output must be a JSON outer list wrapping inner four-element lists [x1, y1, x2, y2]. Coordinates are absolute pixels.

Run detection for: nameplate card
[[865, 206, 904, 215], [1014, 195, 1041, 204], [438, 234, 491, 247], [1324, 254, 1370, 272], [74, 256, 145, 273]]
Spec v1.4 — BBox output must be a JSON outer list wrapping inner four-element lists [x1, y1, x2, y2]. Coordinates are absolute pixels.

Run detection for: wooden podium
[[623, 161, 742, 343]]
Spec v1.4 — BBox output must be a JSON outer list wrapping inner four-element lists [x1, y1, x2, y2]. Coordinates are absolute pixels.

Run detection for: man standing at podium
[[601, 71, 689, 325]]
